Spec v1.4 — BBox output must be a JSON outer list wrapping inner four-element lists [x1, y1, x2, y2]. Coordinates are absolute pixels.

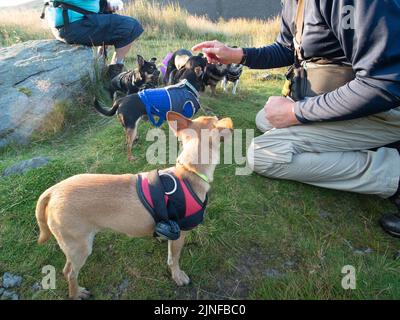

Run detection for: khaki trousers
[[247, 107, 400, 198]]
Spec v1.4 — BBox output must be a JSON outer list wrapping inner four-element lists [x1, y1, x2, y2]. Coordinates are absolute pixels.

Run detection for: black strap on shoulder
[[41, 1, 95, 28], [54, 1, 94, 15], [294, 0, 306, 65], [160, 174, 185, 222], [147, 170, 169, 223]]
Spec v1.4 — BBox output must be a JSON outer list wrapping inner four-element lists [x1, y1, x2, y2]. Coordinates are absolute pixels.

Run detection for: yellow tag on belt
[[281, 79, 291, 97]]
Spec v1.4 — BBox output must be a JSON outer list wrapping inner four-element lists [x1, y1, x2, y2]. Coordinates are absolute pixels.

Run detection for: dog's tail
[[93, 98, 119, 117], [35, 188, 52, 244]]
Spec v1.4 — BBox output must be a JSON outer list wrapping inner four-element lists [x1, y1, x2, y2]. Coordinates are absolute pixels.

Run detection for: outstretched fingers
[[191, 40, 219, 52]]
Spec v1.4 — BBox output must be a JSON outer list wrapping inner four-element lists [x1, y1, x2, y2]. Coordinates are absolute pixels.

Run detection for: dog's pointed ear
[[167, 112, 192, 136], [137, 55, 145, 67], [150, 57, 157, 62], [216, 117, 233, 130], [216, 117, 234, 141], [197, 52, 204, 57], [194, 66, 203, 78]]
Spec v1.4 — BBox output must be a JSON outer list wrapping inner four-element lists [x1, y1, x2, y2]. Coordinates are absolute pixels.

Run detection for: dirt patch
[[175, 244, 299, 300]]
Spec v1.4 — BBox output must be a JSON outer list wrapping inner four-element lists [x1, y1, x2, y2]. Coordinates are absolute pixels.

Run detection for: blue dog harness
[[138, 80, 200, 127]]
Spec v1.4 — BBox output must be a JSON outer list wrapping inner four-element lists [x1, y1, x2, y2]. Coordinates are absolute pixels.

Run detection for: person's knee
[[255, 108, 273, 133], [247, 135, 293, 178], [114, 16, 144, 48], [125, 16, 144, 40]]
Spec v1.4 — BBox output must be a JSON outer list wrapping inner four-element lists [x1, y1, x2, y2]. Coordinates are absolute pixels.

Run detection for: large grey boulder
[[0, 40, 97, 147]]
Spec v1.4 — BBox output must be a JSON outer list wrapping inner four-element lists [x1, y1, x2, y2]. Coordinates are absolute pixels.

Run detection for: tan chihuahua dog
[[35, 111, 233, 299]]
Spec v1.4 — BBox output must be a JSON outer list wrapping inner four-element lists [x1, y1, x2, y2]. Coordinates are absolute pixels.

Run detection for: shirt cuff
[[294, 100, 311, 124]]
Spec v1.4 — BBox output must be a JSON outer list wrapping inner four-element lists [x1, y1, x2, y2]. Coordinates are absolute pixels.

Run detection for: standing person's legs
[[112, 42, 133, 64], [247, 107, 400, 198]]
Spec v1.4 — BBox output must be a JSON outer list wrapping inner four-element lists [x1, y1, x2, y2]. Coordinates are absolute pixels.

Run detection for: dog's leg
[[56, 233, 93, 300], [125, 118, 141, 161], [222, 77, 227, 92], [63, 261, 72, 281], [232, 79, 239, 95], [210, 84, 217, 97], [168, 232, 190, 286]]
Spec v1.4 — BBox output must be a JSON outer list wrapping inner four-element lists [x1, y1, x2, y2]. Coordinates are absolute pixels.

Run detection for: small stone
[[353, 248, 373, 255], [31, 282, 42, 292], [1, 290, 19, 300], [2, 157, 50, 177], [283, 260, 296, 268], [264, 268, 283, 278], [319, 210, 332, 219], [2, 272, 23, 289], [118, 278, 129, 292]]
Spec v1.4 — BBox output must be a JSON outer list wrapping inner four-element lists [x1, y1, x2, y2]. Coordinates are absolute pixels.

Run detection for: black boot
[[106, 63, 124, 81], [379, 182, 400, 238]]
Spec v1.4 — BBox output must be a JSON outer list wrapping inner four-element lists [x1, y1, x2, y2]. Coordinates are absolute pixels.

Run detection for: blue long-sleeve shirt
[[243, 0, 400, 123]]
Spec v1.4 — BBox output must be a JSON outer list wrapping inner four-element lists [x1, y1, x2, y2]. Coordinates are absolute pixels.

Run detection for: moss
[[17, 87, 32, 97]]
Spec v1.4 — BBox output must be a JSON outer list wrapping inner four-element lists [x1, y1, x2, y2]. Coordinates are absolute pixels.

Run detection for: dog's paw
[[172, 270, 191, 286]]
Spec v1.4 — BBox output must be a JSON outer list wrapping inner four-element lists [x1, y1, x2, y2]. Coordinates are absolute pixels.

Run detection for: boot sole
[[379, 220, 400, 238]]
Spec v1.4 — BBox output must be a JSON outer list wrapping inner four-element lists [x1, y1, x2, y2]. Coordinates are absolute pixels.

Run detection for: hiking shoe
[[107, 63, 124, 81], [379, 182, 400, 238]]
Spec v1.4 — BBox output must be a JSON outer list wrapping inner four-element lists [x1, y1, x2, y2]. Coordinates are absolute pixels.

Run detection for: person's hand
[[107, 0, 123, 12], [264, 96, 300, 128], [192, 40, 243, 64]]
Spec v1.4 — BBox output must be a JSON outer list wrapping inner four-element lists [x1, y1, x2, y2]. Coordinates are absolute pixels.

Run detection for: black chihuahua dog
[[163, 49, 193, 85], [94, 54, 207, 161], [202, 63, 229, 96], [109, 55, 160, 98]]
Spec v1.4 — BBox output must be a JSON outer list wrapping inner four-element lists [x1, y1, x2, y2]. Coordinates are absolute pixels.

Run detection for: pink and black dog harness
[[137, 170, 208, 233]]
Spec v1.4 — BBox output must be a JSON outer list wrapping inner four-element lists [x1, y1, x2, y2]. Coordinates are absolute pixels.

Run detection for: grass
[[1, 2, 400, 300]]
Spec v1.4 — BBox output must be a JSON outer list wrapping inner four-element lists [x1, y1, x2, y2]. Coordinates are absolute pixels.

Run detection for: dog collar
[[177, 160, 210, 184], [180, 79, 200, 98]]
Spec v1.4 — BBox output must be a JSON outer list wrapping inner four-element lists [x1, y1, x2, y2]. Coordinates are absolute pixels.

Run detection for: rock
[[263, 268, 283, 278], [319, 210, 332, 219], [0, 288, 4, 296], [31, 282, 42, 292], [353, 248, 373, 255], [394, 251, 400, 260], [118, 278, 129, 292], [0, 290, 19, 300], [0, 40, 98, 147], [2, 272, 23, 289], [344, 240, 373, 255], [2, 156, 50, 177], [283, 260, 296, 268]]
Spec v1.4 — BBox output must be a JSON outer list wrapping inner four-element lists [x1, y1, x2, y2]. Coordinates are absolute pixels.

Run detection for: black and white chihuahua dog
[[222, 63, 243, 95], [109, 55, 160, 98], [94, 54, 207, 161], [203, 63, 244, 96]]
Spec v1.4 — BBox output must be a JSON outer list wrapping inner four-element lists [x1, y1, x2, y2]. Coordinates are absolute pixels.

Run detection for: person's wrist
[[231, 47, 244, 64]]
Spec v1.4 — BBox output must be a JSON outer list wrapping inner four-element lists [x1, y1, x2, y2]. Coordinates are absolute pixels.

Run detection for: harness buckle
[[159, 172, 177, 195]]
